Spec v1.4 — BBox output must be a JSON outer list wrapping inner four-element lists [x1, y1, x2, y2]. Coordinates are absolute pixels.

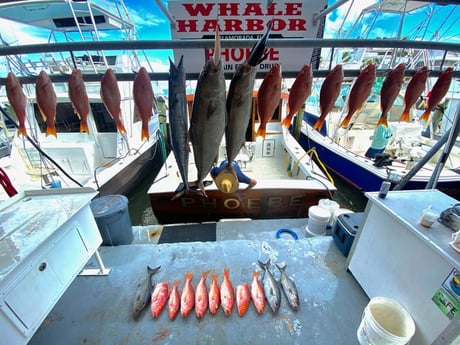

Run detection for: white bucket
[[306, 206, 331, 236], [357, 297, 415, 345], [318, 199, 340, 226]]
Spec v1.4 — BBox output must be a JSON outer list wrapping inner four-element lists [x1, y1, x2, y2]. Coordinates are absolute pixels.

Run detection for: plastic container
[[318, 199, 339, 227], [357, 296, 415, 345], [306, 206, 331, 236], [333, 212, 363, 257], [420, 207, 439, 228], [90, 194, 133, 246]]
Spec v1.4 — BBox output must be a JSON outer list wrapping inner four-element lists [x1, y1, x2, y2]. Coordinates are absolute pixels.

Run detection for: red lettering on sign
[[176, 20, 198, 32], [224, 19, 243, 32], [247, 19, 265, 31], [288, 18, 307, 31], [202, 19, 218, 32], [218, 2, 239, 16], [242, 3, 264, 16], [182, 3, 214, 16], [285, 3, 303, 15]]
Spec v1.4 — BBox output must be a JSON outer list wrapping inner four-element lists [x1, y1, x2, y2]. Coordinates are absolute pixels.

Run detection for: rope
[[0, 167, 18, 197], [289, 147, 335, 185]]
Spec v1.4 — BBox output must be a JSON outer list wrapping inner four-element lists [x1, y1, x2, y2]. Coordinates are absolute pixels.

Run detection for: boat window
[[90, 103, 117, 133], [2, 104, 20, 130], [33, 103, 81, 133]]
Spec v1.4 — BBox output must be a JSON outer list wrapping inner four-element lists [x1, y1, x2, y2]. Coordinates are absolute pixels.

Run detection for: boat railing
[[0, 38, 458, 84]]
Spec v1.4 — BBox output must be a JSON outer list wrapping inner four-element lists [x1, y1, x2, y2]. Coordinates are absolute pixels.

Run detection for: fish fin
[[117, 122, 127, 134], [419, 110, 430, 122], [255, 125, 266, 139], [252, 270, 261, 279], [80, 121, 90, 134], [141, 128, 150, 141], [147, 265, 161, 276], [185, 272, 193, 280], [398, 110, 410, 123], [281, 114, 293, 128], [376, 114, 388, 127], [257, 259, 270, 270], [223, 268, 230, 279], [312, 118, 324, 131], [46, 124, 57, 138], [275, 263, 286, 272], [17, 126, 27, 138]]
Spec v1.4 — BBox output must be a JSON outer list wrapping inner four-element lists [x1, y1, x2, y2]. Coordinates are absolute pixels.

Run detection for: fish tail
[[173, 280, 180, 289], [312, 118, 324, 131], [419, 110, 430, 122], [80, 121, 90, 134], [275, 263, 286, 273], [339, 117, 351, 129], [147, 265, 161, 276], [281, 114, 293, 128], [398, 110, 410, 123], [255, 125, 266, 139], [202, 270, 210, 280], [46, 124, 57, 138], [376, 114, 388, 127], [253, 270, 260, 279], [185, 272, 193, 281], [223, 268, 230, 279], [17, 126, 27, 138], [141, 127, 150, 141], [117, 122, 127, 135], [257, 259, 270, 270]]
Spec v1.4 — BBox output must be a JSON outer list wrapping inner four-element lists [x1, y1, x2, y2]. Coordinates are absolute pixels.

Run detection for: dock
[[28, 219, 369, 345]]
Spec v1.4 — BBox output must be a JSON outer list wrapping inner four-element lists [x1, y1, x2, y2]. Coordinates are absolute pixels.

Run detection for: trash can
[[90, 194, 133, 246]]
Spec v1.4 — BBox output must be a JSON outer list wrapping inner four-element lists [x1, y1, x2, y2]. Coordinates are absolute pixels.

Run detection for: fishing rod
[[0, 106, 83, 188]]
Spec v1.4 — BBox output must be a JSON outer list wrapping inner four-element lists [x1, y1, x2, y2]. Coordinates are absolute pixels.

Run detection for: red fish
[[312, 64, 343, 131], [378, 63, 405, 127], [398, 66, 428, 122], [36, 70, 57, 137], [250, 270, 265, 314], [281, 64, 313, 128], [236, 283, 250, 317], [133, 66, 154, 141], [195, 271, 209, 319], [68, 69, 90, 134], [208, 275, 220, 315], [100, 68, 126, 134], [419, 67, 453, 122], [220, 268, 234, 316], [339, 63, 376, 128], [6, 72, 28, 137], [180, 272, 195, 317], [150, 282, 170, 318], [256, 64, 282, 139], [168, 280, 181, 320]]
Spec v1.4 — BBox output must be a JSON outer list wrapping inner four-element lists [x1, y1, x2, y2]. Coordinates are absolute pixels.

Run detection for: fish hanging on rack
[[68, 69, 90, 134], [312, 64, 343, 131], [418, 67, 453, 123], [6, 72, 28, 138], [133, 66, 155, 141], [36, 70, 57, 137], [377, 63, 405, 127], [100, 68, 127, 134], [256, 64, 282, 139], [281, 64, 313, 129], [339, 62, 376, 129], [398, 66, 428, 122]]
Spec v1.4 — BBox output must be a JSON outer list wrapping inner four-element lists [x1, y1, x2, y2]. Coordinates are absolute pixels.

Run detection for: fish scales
[[258, 259, 281, 314], [132, 265, 161, 320], [168, 56, 190, 198], [195, 271, 209, 319], [6, 72, 28, 138], [36, 70, 57, 137], [133, 66, 154, 141], [256, 64, 282, 139], [151, 282, 170, 318], [378, 63, 405, 127], [399, 66, 428, 122], [189, 29, 226, 196], [419, 67, 453, 122], [100, 68, 127, 134], [168, 280, 181, 320], [276, 263, 299, 311], [250, 270, 265, 314], [68, 69, 90, 134]]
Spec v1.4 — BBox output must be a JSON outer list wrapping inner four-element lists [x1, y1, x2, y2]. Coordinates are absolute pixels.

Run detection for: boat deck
[[28, 219, 369, 345]]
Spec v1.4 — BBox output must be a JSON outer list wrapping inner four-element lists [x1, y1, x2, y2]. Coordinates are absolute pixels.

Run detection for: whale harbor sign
[[168, 0, 328, 74]]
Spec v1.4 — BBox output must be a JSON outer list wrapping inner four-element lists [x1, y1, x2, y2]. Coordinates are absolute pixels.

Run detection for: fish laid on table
[[250, 270, 265, 314], [258, 259, 281, 313], [189, 27, 226, 197], [208, 274, 220, 314], [220, 268, 235, 316], [180, 272, 195, 317], [151, 282, 170, 318], [168, 280, 181, 320], [236, 283, 251, 317], [168, 56, 190, 199], [6, 72, 28, 137], [133, 66, 155, 141], [36, 70, 57, 137], [195, 271, 209, 318], [312, 64, 344, 131], [225, 22, 271, 164], [100, 68, 127, 134], [132, 265, 161, 320], [398, 66, 428, 122], [256, 64, 282, 139], [281, 64, 313, 128], [276, 263, 299, 311], [377, 63, 405, 127], [68, 69, 90, 134], [419, 67, 453, 122], [339, 63, 376, 129]]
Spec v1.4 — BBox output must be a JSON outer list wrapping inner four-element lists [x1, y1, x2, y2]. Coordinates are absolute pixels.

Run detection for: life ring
[[275, 228, 298, 240]]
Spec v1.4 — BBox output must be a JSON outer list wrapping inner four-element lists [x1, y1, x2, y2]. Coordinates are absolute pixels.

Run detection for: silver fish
[[169, 56, 190, 199], [189, 27, 226, 196], [276, 263, 299, 311], [225, 22, 271, 164], [258, 259, 280, 313], [132, 265, 161, 320]]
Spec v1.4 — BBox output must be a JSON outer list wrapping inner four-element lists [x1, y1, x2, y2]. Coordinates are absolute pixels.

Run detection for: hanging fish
[[250, 270, 265, 314], [398, 66, 428, 122], [68, 69, 90, 134], [276, 263, 299, 311], [312, 64, 343, 131], [180, 272, 195, 317], [168, 280, 181, 320], [377, 63, 405, 127], [339, 63, 376, 129], [189, 26, 226, 197], [195, 271, 209, 319], [226, 22, 271, 164], [132, 265, 161, 320], [36, 70, 57, 137], [100, 68, 127, 134], [256, 64, 282, 139], [258, 259, 281, 313], [6, 72, 28, 137], [168, 56, 190, 199], [208, 274, 220, 315], [133, 66, 155, 141], [281, 64, 313, 128], [220, 268, 235, 316], [150, 282, 170, 318], [419, 67, 453, 123]]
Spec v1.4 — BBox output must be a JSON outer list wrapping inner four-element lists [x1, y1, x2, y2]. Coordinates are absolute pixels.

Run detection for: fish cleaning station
[[0, 1, 460, 345]]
